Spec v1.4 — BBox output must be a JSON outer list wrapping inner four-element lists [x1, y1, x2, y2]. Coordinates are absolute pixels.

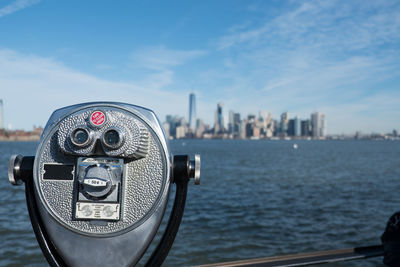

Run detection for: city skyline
[[0, 1, 399, 134], [163, 95, 329, 140], [0, 96, 397, 137]]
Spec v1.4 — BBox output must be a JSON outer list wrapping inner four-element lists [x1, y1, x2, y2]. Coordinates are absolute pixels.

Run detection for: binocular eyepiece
[[8, 102, 200, 267]]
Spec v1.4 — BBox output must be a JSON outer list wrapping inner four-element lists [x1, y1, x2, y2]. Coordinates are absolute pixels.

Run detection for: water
[[1, 140, 400, 266]]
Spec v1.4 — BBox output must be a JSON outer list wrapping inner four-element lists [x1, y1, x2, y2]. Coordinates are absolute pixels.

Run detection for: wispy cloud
[[217, 0, 400, 51], [0, 0, 40, 18], [0, 49, 188, 129]]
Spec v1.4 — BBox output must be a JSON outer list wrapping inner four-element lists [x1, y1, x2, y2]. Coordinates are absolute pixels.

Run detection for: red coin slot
[[91, 111, 105, 126]]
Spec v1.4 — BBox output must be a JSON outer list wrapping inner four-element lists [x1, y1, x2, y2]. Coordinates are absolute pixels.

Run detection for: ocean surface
[[1, 140, 400, 266]]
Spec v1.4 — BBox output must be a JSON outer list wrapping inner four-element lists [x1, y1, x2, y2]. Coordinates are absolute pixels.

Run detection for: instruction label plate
[[75, 202, 120, 221]]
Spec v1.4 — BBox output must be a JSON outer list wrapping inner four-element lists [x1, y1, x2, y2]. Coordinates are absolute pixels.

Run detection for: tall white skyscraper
[[188, 93, 196, 131], [0, 99, 3, 129], [294, 116, 301, 137], [311, 112, 326, 138]]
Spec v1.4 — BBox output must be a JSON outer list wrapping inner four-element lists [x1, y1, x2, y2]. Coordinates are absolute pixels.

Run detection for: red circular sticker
[[90, 111, 105, 126]]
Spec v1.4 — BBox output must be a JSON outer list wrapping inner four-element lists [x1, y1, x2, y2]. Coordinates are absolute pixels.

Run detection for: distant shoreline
[[0, 127, 43, 142]]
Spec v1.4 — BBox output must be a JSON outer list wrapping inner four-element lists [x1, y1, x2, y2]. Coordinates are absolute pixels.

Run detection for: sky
[[0, 0, 399, 134]]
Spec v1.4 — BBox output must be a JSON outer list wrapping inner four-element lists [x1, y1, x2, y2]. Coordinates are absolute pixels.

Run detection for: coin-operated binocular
[[8, 102, 200, 267]]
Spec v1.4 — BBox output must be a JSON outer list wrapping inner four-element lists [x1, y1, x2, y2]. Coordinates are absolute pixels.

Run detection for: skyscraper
[[280, 112, 289, 135], [214, 102, 224, 134], [0, 99, 3, 129], [288, 119, 295, 136], [311, 112, 326, 138], [301, 119, 311, 136], [294, 117, 301, 137], [228, 111, 234, 134], [188, 93, 196, 131]]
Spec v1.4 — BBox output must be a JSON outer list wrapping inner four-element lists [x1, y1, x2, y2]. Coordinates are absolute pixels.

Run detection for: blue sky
[[0, 0, 399, 134]]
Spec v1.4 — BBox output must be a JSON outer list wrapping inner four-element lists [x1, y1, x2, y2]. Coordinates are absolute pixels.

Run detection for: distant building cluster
[[163, 93, 327, 140], [0, 98, 43, 141], [0, 127, 43, 141]]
